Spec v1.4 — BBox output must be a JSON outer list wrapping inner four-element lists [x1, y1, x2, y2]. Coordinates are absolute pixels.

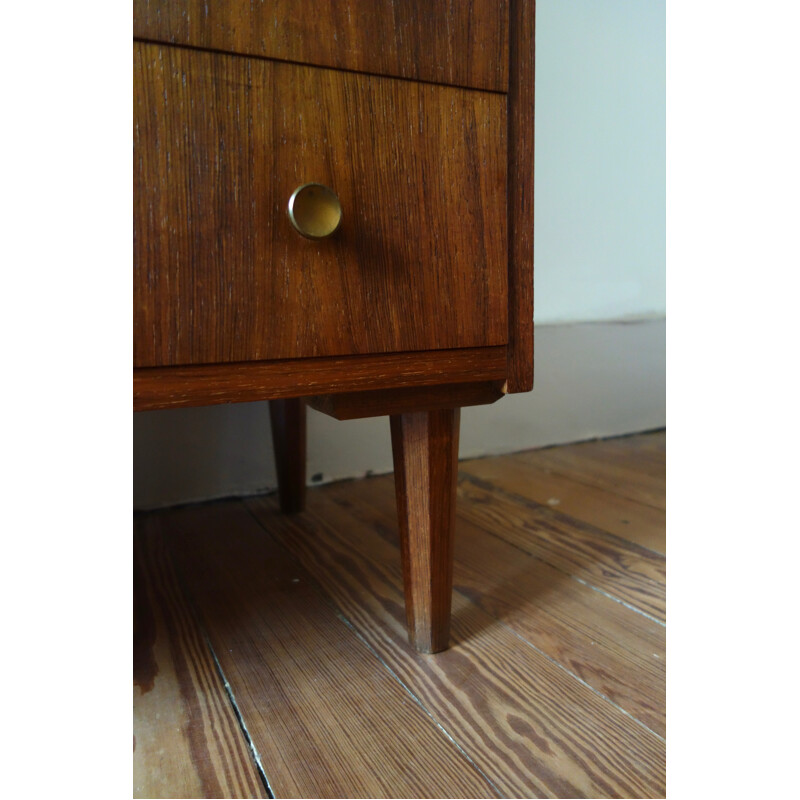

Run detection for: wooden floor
[[134, 431, 666, 798]]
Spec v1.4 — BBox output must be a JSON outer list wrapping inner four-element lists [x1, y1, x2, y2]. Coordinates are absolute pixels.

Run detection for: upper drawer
[[133, 43, 508, 368], [133, 0, 509, 93]]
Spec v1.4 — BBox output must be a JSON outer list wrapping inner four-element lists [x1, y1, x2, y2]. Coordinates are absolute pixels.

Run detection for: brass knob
[[287, 183, 342, 239]]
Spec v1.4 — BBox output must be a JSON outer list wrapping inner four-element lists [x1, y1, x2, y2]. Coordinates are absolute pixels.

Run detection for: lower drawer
[[133, 43, 508, 367]]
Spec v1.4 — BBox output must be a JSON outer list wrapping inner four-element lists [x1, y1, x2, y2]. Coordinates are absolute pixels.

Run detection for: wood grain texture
[[269, 397, 306, 512], [506, 0, 536, 392], [133, 346, 508, 410], [308, 381, 505, 420], [323, 474, 665, 737], [135, 433, 665, 797], [157, 501, 499, 799], [463, 452, 666, 554], [134, 42, 508, 367], [600, 431, 666, 476], [518, 435, 666, 512], [133, 519, 267, 799], [457, 474, 667, 623], [390, 409, 460, 652], [133, 0, 509, 93], [245, 487, 666, 797]]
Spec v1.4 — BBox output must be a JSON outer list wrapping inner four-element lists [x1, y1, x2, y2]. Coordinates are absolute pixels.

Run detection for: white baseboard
[[134, 318, 665, 510]]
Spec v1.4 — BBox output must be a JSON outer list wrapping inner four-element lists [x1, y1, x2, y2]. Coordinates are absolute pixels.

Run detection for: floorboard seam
[[331, 610, 507, 799], [162, 517, 276, 798], [459, 471, 666, 559], [241, 499, 505, 799], [570, 576, 666, 627], [457, 506, 665, 624], [206, 635, 276, 799], [520, 463, 665, 513], [495, 617, 666, 743]]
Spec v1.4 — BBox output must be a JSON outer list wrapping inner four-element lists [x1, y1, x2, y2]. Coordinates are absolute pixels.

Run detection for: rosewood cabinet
[[133, 0, 534, 653]]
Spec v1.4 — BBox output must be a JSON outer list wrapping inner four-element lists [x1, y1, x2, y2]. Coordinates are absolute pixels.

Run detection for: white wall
[[134, 0, 666, 509], [535, 0, 665, 323]]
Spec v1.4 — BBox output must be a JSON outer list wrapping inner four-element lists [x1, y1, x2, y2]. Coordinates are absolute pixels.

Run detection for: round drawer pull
[[288, 183, 342, 239]]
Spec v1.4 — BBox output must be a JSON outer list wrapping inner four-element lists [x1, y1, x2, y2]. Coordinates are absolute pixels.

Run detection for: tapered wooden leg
[[269, 398, 307, 513], [390, 408, 460, 653]]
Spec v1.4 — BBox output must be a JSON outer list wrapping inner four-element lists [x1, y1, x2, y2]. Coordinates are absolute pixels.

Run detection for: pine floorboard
[[157, 500, 498, 799], [461, 452, 666, 555], [318, 474, 666, 737], [133, 430, 666, 798], [515, 438, 665, 510], [133, 521, 269, 798]]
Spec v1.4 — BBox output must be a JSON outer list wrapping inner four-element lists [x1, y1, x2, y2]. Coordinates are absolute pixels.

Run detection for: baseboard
[[133, 318, 665, 510]]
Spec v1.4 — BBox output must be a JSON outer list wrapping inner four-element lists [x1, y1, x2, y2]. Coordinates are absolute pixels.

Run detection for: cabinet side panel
[[507, 0, 535, 392]]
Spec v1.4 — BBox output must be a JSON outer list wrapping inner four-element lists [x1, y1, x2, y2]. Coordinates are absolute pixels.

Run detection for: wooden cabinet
[[134, 0, 535, 652]]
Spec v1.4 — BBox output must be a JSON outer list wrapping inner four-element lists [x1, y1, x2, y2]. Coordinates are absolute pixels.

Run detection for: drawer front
[[133, 1, 508, 93], [134, 43, 508, 368]]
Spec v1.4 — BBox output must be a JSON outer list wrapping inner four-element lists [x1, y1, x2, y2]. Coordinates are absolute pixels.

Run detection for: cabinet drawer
[[133, 43, 508, 368], [133, 0, 508, 92]]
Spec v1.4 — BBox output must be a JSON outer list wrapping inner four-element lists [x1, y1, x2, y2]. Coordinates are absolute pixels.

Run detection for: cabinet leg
[[390, 408, 460, 653], [269, 398, 307, 513]]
